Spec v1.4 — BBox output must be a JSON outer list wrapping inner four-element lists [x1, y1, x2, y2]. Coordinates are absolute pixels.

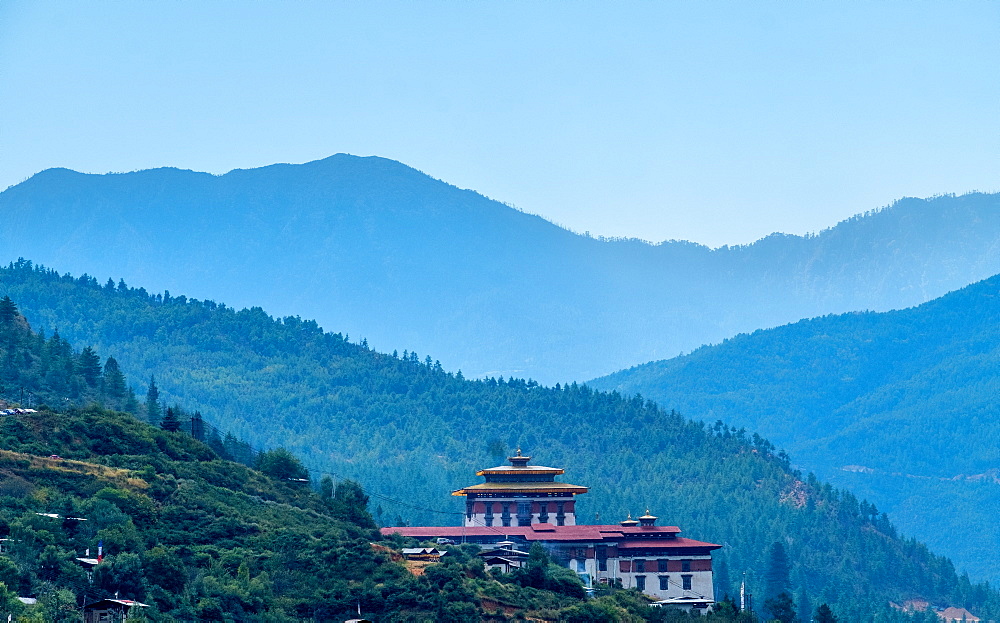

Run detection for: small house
[[84, 598, 149, 622], [400, 547, 446, 561]]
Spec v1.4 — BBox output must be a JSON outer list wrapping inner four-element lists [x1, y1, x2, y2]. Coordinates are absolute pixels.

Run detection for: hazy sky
[[2, 1, 997, 247]]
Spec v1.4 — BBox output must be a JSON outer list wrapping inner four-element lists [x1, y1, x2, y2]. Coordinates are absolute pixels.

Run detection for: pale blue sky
[[2, 1, 997, 247]]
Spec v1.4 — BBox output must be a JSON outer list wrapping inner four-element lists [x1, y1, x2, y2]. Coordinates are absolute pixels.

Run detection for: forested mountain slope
[[1, 156, 999, 383], [0, 305, 662, 622], [591, 274, 1000, 584], [2, 262, 998, 619]]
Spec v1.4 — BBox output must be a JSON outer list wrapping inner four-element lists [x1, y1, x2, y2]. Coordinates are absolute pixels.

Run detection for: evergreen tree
[[145, 375, 161, 425], [0, 296, 16, 326], [320, 475, 334, 500], [715, 554, 731, 602], [256, 448, 308, 481], [797, 588, 813, 623], [331, 479, 375, 528], [101, 356, 128, 405], [765, 541, 792, 602], [0, 296, 17, 349], [521, 542, 551, 590], [161, 406, 181, 432], [190, 410, 205, 441], [814, 603, 838, 623], [77, 346, 102, 387], [765, 592, 797, 623], [123, 386, 140, 413]]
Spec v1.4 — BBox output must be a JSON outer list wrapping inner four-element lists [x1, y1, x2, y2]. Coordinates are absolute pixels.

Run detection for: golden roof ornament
[[508, 447, 531, 467]]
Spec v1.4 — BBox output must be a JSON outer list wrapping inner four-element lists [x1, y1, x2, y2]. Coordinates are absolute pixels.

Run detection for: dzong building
[[382, 450, 721, 610]]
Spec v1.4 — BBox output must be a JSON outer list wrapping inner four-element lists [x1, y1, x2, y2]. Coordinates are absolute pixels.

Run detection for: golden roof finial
[[620, 512, 640, 526], [508, 447, 531, 466]]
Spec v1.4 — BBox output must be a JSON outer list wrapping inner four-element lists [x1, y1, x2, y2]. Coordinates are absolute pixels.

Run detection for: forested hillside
[[0, 304, 703, 622], [2, 262, 998, 619], [2, 156, 999, 383], [591, 274, 1000, 584]]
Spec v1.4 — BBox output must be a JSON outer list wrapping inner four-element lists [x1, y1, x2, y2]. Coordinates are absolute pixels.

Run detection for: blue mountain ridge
[[2, 154, 999, 384]]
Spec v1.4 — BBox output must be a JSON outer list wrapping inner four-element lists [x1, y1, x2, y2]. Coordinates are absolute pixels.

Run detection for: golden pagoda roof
[[476, 448, 565, 476], [476, 465, 564, 476], [639, 509, 658, 520], [452, 481, 588, 496]]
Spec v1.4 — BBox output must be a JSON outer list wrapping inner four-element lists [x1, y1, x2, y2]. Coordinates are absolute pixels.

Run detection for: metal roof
[[452, 481, 588, 496]]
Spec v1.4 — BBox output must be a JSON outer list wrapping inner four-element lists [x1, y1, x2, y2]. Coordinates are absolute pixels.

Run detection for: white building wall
[[464, 497, 577, 527], [568, 552, 714, 603]]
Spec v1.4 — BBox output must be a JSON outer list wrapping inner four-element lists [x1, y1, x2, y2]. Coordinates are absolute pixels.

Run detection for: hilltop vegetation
[[591, 274, 1000, 584], [2, 262, 998, 620], [2, 157, 1000, 382], [0, 308, 655, 621]]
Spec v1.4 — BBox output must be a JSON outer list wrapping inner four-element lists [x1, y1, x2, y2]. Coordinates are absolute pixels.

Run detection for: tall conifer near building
[[764, 541, 792, 603]]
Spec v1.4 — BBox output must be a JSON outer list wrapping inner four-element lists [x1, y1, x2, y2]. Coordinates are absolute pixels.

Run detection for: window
[[635, 575, 646, 591], [682, 575, 692, 590], [599, 559, 607, 572], [659, 576, 669, 591], [682, 560, 691, 572], [635, 559, 645, 573], [658, 559, 668, 572]]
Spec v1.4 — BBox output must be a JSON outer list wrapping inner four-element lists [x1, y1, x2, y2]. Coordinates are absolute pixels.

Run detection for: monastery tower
[[452, 449, 588, 527]]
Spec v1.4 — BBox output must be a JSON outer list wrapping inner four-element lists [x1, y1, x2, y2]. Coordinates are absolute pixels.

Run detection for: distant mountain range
[[2, 155, 999, 383], [590, 275, 1000, 584]]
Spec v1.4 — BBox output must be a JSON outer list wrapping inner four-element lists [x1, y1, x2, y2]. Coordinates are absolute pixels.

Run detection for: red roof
[[618, 538, 720, 549], [380, 524, 719, 549]]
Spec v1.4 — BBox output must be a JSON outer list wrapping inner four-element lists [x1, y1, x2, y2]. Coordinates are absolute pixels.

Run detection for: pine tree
[[0, 296, 16, 326], [715, 554, 731, 602], [161, 407, 181, 432], [764, 541, 792, 602], [814, 603, 837, 623], [797, 588, 812, 623], [123, 386, 140, 413], [78, 346, 102, 387], [190, 411, 205, 441], [765, 592, 797, 623], [101, 356, 128, 405], [145, 375, 162, 425], [0, 297, 18, 349]]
